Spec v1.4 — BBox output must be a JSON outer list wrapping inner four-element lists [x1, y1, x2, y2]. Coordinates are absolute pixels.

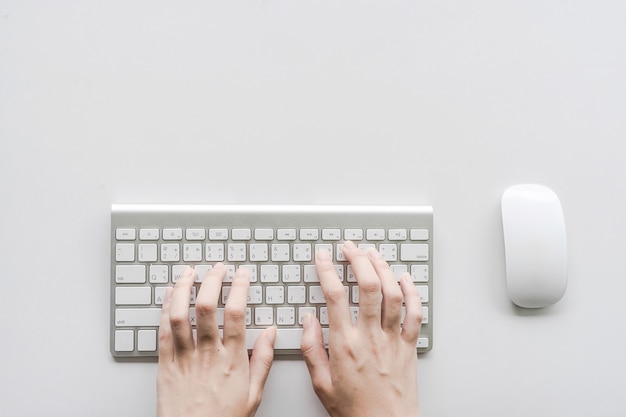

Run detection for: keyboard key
[[415, 285, 429, 302], [171, 265, 188, 282], [298, 307, 316, 325], [346, 265, 357, 282], [149, 265, 168, 283], [349, 307, 359, 323], [154, 287, 170, 304], [322, 229, 341, 240], [260, 265, 279, 283], [194, 264, 213, 282], [309, 286, 325, 304], [282, 265, 301, 283], [303, 265, 319, 282], [138, 244, 158, 262], [366, 229, 385, 240], [266, 286, 284, 304], [205, 244, 225, 261], [223, 265, 236, 282], [271, 244, 290, 261], [336, 244, 346, 261], [116, 243, 135, 262], [248, 286, 263, 304], [186, 228, 206, 240], [315, 244, 333, 261], [209, 228, 228, 240], [254, 229, 274, 240], [379, 244, 397, 261], [116, 228, 136, 240], [163, 228, 183, 240], [411, 265, 429, 282], [352, 286, 359, 303], [277, 229, 296, 240], [115, 330, 134, 351], [239, 265, 258, 282], [344, 228, 363, 240], [400, 244, 429, 261], [115, 308, 161, 326], [228, 243, 246, 261], [391, 264, 408, 280], [300, 229, 318, 240], [244, 328, 304, 350], [293, 244, 312, 261], [255, 307, 274, 325], [183, 244, 202, 262], [417, 338, 429, 349], [250, 243, 269, 261], [137, 329, 157, 352], [273, 328, 304, 349], [410, 229, 429, 241], [115, 287, 151, 305], [287, 286, 306, 304], [388, 229, 407, 240], [161, 243, 180, 262], [276, 307, 295, 325], [115, 265, 145, 283], [232, 229, 251, 240], [138, 228, 159, 240]]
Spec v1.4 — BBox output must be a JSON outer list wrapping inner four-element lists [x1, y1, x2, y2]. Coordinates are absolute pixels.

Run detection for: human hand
[[301, 241, 422, 417], [157, 264, 276, 417]]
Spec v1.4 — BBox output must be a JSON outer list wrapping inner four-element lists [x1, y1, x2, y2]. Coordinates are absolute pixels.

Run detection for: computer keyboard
[[110, 204, 433, 357]]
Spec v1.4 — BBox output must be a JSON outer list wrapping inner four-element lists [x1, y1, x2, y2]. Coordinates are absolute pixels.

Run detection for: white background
[[1, 1, 625, 416]]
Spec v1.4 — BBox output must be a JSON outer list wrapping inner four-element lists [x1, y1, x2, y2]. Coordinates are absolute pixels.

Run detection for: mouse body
[[501, 184, 568, 308]]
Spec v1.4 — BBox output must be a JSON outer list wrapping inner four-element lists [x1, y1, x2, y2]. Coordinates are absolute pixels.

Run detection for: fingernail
[[302, 314, 312, 328], [367, 247, 381, 258], [316, 249, 330, 261], [344, 240, 356, 249]]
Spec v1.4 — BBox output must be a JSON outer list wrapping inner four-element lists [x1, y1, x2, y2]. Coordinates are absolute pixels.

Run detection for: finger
[[301, 314, 333, 399], [367, 249, 404, 333], [341, 241, 382, 328], [399, 273, 423, 343], [315, 248, 350, 331], [222, 267, 250, 350], [157, 288, 174, 362], [247, 326, 277, 412], [195, 263, 226, 351], [168, 266, 196, 355]]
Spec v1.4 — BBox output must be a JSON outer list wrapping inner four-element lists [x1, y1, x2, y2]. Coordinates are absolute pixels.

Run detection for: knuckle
[[224, 304, 246, 322], [324, 286, 346, 303], [415, 307, 424, 325], [358, 279, 381, 295], [385, 289, 404, 306], [168, 312, 188, 329], [194, 300, 217, 317], [405, 306, 423, 326]]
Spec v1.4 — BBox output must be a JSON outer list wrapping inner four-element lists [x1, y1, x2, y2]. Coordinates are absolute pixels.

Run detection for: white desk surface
[[2, 1, 625, 416]]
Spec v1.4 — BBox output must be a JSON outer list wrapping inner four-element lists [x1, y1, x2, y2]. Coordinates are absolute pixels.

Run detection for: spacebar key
[[245, 328, 303, 350], [115, 308, 161, 326]]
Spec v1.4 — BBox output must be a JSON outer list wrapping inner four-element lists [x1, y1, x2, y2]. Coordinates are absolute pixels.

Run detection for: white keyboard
[[110, 204, 433, 357]]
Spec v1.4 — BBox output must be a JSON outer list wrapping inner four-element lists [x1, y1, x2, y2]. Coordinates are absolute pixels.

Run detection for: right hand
[[300, 241, 422, 417]]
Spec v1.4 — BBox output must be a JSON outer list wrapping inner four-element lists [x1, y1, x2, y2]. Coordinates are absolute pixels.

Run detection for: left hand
[[157, 264, 276, 417]]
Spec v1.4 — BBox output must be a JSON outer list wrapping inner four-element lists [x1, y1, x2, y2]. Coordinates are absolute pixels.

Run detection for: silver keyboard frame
[[110, 204, 433, 358]]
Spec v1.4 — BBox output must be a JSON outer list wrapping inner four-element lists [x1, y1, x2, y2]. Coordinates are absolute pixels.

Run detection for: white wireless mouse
[[501, 184, 567, 308]]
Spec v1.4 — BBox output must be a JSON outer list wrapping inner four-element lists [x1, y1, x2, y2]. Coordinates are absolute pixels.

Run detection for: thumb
[[301, 314, 332, 397], [248, 326, 276, 411]]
